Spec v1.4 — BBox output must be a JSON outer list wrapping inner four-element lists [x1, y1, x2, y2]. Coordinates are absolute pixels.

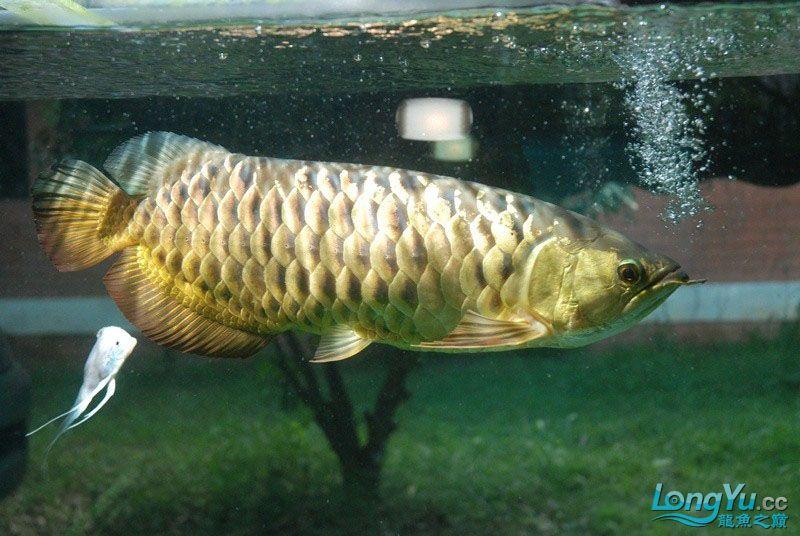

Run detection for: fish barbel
[[31, 132, 702, 361]]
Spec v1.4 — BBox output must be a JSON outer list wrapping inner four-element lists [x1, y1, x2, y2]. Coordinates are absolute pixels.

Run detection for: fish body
[[32, 132, 700, 361], [27, 326, 137, 452]]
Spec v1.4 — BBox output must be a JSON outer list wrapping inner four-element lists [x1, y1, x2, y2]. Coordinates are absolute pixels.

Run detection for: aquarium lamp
[[396, 98, 472, 141], [433, 137, 476, 162]]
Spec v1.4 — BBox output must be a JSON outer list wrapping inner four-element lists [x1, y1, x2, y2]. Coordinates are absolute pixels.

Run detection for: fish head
[[547, 225, 704, 346], [94, 326, 138, 377]]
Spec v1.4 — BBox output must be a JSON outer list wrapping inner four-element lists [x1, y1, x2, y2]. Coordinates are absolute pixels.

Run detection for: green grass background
[[2, 332, 799, 535]]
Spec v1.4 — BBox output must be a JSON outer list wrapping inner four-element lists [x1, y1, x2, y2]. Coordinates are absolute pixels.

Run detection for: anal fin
[[310, 326, 371, 363], [104, 247, 269, 358], [415, 310, 550, 350]]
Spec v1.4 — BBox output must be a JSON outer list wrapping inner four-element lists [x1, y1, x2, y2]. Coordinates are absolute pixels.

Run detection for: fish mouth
[[647, 265, 707, 290]]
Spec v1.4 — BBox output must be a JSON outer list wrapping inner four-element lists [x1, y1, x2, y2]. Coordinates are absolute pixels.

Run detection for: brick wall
[[598, 179, 800, 283], [2, 199, 108, 297]]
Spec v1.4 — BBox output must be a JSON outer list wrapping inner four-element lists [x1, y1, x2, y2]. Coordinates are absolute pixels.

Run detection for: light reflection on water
[[1, 2, 798, 100]]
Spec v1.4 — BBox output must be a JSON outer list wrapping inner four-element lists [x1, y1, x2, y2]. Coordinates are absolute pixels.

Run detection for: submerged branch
[[274, 336, 320, 410], [322, 364, 361, 457], [364, 353, 417, 461], [272, 333, 418, 501]]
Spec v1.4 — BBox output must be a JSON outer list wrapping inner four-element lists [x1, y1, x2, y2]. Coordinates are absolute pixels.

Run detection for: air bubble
[[614, 31, 714, 221]]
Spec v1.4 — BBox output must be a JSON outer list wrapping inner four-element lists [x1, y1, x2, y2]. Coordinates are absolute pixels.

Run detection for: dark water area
[[2, 75, 798, 202]]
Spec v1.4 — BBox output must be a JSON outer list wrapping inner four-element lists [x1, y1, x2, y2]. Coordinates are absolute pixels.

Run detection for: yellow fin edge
[[415, 310, 551, 350], [103, 246, 269, 358]]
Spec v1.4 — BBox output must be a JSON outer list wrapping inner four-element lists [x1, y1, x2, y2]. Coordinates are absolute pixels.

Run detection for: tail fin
[[31, 159, 136, 272]]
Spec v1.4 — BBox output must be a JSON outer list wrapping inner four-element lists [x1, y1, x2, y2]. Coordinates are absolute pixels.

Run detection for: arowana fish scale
[[32, 132, 702, 361]]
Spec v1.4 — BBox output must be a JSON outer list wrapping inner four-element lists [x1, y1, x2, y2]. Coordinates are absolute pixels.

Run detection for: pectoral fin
[[25, 375, 110, 437], [66, 378, 117, 431], [416, 310, 550, 350], [311, 327, 371, 363]]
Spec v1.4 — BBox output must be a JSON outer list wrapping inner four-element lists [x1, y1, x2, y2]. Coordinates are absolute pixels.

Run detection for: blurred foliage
[[560, 182, 638, 219], [3, 334, 798, 534]]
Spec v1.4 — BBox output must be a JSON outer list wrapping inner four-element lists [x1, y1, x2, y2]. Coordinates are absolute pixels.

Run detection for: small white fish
[[27, 326, 137, 452]]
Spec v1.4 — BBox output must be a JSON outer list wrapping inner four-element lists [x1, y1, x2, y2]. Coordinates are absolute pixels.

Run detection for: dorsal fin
[[104, 132, 227, 197], [310, 326, 371, 363], [415, 310, 551, 350]]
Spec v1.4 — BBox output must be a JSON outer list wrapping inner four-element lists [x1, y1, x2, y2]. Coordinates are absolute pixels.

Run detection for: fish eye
[[617, 260, 643, 285]]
